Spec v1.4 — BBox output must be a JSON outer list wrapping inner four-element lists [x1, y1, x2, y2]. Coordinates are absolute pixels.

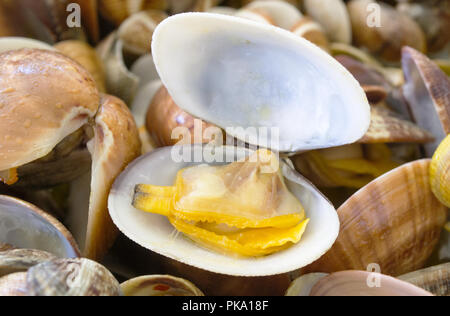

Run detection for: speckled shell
[[121, 275, 204, 296], [304, 159, 448, 277], [26, 258, 122, 296]]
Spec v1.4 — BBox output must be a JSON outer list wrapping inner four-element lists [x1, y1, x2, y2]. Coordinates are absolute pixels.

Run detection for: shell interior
[[108, 145, 339, 277], [152, 13, 370, 153], [0, 196, 78, 258]]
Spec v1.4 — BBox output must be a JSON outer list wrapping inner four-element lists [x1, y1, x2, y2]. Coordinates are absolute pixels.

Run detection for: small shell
[[0, 249, 56, 277], [360, 107, 435, 144], [99, 0, 167, 26], [399, 263, 449, 297], [0, 195, 80, 258], [347, 0, 426, 62], [243, 0, 303, 30], [146, 86, 220, 147], [54, 40, 106, 92], [118, 10, 168, 56], [402, 46, 450, 156], [303, 0, 351, 44], [285, 273, 328, 296], [121, 275, 204, 296], [310, 271, 433, 296], [304, 159, 448, 277], [0, 272, 28, 296], [291, 17, 329, 51], [430, 135, 450, 207], [27, 258, 122, 296], [234, 8, 275, 25]]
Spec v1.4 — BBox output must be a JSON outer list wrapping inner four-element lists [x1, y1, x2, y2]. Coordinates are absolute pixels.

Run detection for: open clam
[[121, 275, 204, 296], [0, 43, 141, 260], [304, 159, 448, 276], [0, 195, 79, 258]]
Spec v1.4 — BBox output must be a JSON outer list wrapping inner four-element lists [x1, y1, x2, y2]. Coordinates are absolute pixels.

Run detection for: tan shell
[[0, 49, 99, 172], [54, 40, 106, 92], [26, 258, 122, 296], [0, 195, 81, 258], [121, 275, 204, 296], [291, 17, 329, 51], [0, 272, 28, 296], [234, 8, 275, 26], [399, 263, 449, 296], [146, 85, 220, 147], [243, 0, 302, 30], [0, 249, 56, 277], [99, 0, 167, 26], [402, 46, 450, 156], [118, 10, 168, 56], [82, 95, 141, 260], [347, 0, 426, 62], [310, 271, 433, 296], [360, 107, 435, 144], [303, 0, 351, 44], [304, 159, 448, 277]]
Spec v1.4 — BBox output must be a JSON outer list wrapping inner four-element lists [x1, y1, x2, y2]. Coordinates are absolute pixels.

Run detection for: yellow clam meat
[[133, 150, 309, 257]]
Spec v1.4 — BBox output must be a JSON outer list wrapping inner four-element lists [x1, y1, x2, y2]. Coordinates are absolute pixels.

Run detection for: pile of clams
[[0, 0, 448, 296]]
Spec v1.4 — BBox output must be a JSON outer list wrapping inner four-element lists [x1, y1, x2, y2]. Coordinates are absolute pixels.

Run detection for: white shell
[[0, 37, 54, 54], [245, 0, 302, 30], [152, 13, 370, 153], [303, 0, 352, 44], [108, 145, 340, 277]]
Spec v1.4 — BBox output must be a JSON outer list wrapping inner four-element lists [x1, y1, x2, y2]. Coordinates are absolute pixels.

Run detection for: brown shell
[[54, 40, 106, 92], [0, 49, 99, 171], [402, 46, 450, 156], [291, 17, 329, 51], [399, 263, 449, 296], [362, 85, 388, 105], [146, 86, 221, 147], [99, 0, 168, 26], [121, 275, 204, 296], [83, 94, 141, 260], [304, 159, 448, 276], [347, 0, 426, 62], [359, 107, 435, 144], [73, 0, 100, 43], [26, 258, 122, 296]]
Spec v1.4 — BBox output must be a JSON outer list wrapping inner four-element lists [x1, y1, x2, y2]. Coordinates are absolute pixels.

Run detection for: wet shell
[[402, 46, 450, 156], [146, 86, 220, 147], [304, 159, 448, 277], [347, 0, 426, 62], [26, 258, 122, 296], [118, 10, 168, 56], [303, 0, 351, 44], [309, 271, 433, 296], [0, 195, 80, 258], [54, 40, 106, 92], [399, 263, 449, 296], [0, 249, 56, 277], [121, 275, 204, 296], [291, 17, 329, 51]]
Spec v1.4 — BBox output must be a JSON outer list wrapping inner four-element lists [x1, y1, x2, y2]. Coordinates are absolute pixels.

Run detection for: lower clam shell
[[304, 159, 448, 277]]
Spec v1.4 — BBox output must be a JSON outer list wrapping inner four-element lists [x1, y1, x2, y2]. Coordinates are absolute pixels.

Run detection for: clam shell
[[243, 0, 302, 30], [310, 271, 433, 296], [27, 258, 122, 296], [290, 17, 329, 51], [0, 249, 56, 277], [399, 263, 450, 296], [121, 275, 204, 296], [99, 0, 167, 25], [304, 159, 448, 277], [0, 37, 54, 54], [108, 145, 339, 278], [0, 272, 28, 296], [152, 13, 370, 153], [118, 10, 168, 56], [303, 0, 351, 44], [234, 8, 275, 25], [347, 0, 426, 62], [402, 46, 450, 156], [131, 54, 160, 89], [430, 135, 450, 208], [285, 273, 328, 296], [0, 195, 80, 258], [54, 40, 106, 92]]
